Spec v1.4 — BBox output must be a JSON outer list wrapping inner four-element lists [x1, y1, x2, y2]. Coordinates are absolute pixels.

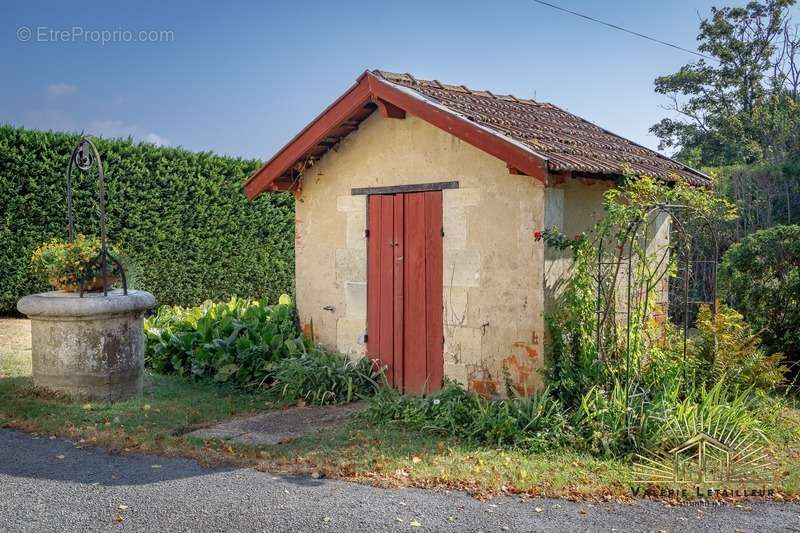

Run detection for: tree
[[651, 0, 800, 166]]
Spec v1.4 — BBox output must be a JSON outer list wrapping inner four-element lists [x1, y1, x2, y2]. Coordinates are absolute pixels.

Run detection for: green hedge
[[0, 125, 294, 312]]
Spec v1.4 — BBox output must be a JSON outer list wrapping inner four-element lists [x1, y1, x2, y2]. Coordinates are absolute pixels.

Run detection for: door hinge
[[441, 227, 445, 237], [364, 229, 370, 238], [442, 336, 445, 347], [363, 333, 368, 343]]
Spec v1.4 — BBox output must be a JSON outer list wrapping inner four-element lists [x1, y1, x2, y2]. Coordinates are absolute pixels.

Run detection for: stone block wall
[[295, 112, 547, 395]]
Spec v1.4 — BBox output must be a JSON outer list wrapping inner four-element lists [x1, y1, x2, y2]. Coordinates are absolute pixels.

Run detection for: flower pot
[[49, 274, 119, 293]]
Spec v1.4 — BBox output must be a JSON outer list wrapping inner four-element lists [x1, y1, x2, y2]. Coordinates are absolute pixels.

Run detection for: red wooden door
[[367, 191, 443, 395]]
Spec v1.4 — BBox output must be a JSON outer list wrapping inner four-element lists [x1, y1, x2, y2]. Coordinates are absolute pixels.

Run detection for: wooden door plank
[[403, 192, 428, 395], [366, 195, 381, 366], [424, 191, 444, 393], [392, 194, 405, 392], [378, 195, 395, 386]]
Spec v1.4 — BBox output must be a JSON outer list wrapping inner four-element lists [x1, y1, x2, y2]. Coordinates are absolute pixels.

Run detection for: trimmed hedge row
[[0, 125, 294, 312]]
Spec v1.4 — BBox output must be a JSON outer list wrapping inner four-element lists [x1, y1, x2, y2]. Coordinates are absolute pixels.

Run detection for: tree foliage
[[719, 224, 800, 368], [0, 125, 294, 312], [651, 0, 800, 166], [710, 159, 800, 251]]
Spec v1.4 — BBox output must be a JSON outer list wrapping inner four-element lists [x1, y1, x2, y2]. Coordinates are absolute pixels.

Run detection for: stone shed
[[244, 70, 709, 396]]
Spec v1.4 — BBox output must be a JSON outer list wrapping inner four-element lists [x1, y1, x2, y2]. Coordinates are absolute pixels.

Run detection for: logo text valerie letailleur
[[630, 425, 776, 498]]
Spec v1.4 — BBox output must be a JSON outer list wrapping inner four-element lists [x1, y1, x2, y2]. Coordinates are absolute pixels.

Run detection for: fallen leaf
[[142, 404, 151, 411], [412, 456, 421, 464], [410, 520, 422, 527], [55, 454, 65, 460], [535, 507, 543, 513], [82, 403, 93, 410], [115, 516, 124, 523], [118, 505, 128, 511]]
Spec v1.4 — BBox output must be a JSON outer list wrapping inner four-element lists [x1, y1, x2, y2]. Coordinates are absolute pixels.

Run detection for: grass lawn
[[252, 422, 636, 499], [0, 319, 32, 377], [0, 318, 278, 461], [252, 405, 800, 500], [1, 318, 799, 500]]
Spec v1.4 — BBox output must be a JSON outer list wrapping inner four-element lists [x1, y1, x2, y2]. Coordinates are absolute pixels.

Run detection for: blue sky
[[0, 0, 776, 160]]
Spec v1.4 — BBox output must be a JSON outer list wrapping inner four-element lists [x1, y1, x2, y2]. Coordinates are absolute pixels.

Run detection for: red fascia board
[[244, 73, 372, 199], [366, 74, 548, 183]]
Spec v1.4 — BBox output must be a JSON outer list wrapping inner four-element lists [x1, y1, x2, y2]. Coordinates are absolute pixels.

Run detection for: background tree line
[[653, 0, 800, 370], [652, 0, 799, 243]]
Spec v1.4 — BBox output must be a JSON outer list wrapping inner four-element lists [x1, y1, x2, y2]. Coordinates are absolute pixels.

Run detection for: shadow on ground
[[0, 428, 242, 487]]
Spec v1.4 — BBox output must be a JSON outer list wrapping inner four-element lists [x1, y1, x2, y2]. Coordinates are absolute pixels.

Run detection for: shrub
[[0, 125, 294, 312], [532, 177, 781, 458], [364, 383, 569, 451], [689, 304, 787, 390], [543, 240, 605, 408], [145, 296, 381, 404], [655, 382, 765, 452], [268, 348, 382, 404], [144, 297, 302, 386], [719, 225, 800, 368]]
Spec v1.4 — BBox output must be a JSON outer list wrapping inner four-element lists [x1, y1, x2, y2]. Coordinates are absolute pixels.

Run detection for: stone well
[[17, 289, 156, 401]]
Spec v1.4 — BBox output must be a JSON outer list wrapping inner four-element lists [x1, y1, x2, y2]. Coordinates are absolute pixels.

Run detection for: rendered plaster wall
[[543, 179, 672, 316], [294, 112, 546, 395], [543, 177, 612, 310]]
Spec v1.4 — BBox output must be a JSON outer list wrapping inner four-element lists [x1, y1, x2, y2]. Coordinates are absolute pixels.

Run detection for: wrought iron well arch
[[66, 136, 127, 297]]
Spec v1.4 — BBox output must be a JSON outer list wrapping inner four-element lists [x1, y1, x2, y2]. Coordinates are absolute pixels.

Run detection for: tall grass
[[268, 347, 382, 405]]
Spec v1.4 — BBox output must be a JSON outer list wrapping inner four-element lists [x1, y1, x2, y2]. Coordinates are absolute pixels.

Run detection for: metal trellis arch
[[593, 202, 720, 437]]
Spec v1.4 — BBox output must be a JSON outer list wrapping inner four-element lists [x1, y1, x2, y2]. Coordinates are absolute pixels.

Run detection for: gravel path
[[0, 429, 798, 532]]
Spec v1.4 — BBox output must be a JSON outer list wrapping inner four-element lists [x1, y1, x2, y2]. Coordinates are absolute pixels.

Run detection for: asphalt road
[[0, 429, 798, 532]]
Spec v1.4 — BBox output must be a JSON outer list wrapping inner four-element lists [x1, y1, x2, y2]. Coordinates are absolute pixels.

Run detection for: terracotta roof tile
[[372, 70, 709, 185]]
